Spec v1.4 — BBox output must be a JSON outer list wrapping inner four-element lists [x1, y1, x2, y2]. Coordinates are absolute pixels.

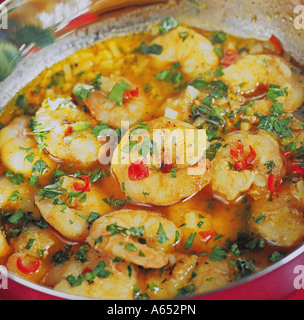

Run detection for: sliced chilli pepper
[[128, 160, 149, 181], [234, 161, 247, 171], [230, 142, 245, 160], [291, 165, 304, 176], [81, 268, 92, 275], [246, 146, 257, 164], [199, 230, 216, 244], [230, 143, 256, 170], [123, 87, 139, 104], [160, 163, 173, 173], [64, 125, 74, 136], [267, 174, 283, 194], [17, 257, 40, 275], [279, 148, 291, 160], [269, 35, 283, 55], [73, 175, 91, 192], [221, 49, 239, 67]]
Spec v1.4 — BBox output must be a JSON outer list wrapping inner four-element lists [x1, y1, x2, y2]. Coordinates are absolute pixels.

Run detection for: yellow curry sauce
[[0, 20, 304, 299]]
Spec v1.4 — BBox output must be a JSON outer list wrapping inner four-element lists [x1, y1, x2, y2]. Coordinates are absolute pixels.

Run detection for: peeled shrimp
[[112, 117, 212, 206], [87, 209, 181, 269], [0, 176, 39, 214], [141, 253, 234, 299], [35, 176, 112, 241], [250, 185, 304, 247], [191, 256, 235, 295], [0, 230, 12, 258], [221, 54, 304, 113], [34, 97, 101, 166], [44, 248, 137, 300], [83, 75, 152, 128], [152, 27, 219, 79], [211, 131, 284, 202], [6, 225, 59, 281], [0, 116, 56, 180]]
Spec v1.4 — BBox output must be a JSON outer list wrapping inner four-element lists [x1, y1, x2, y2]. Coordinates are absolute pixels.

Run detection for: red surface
[[0, 287, 303, 300]]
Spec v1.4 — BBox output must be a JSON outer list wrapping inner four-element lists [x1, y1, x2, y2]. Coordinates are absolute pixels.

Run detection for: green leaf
[[211, 32, 226, 44], [156, 223, 169, 244], [135, 42, 163, 55], [6, 170, 25, 185], [72, 84, 94, 101], [208, 246, 227, 261], [158, 17, 179, 34], [206, 143, 222, 161], [184, 233, 197, 250]]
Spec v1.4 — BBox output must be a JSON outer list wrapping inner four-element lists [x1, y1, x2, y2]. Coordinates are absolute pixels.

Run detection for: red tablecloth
[[287, 289, 304, 300]]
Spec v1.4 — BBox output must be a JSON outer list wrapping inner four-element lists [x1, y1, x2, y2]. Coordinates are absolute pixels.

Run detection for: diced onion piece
[[165, 107, 178, 119]]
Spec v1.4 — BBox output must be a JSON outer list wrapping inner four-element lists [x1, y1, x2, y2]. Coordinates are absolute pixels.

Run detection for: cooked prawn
[[6, 225, 59, 281], [0, 116, 56, 181], [222, 54, 304, 113], [34, 97, 102, 166], [112, 117, 212, 206], [141, 253, 234, 299], [250, 184, 304, 247], [83, 75, 152, 128], [211, 131, 284, 201], [35, 176, 112, 241], [44, 247, 138, 300], [87, 209, 181, 269], [0, 229, 12, 258], [0, 176, 39, 214], [152, 27, 219, 79]]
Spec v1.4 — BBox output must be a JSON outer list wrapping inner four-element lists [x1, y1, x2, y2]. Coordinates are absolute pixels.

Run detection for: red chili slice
[[64, 125, 74, 136], [17, 257, 40, 275], [269, 35, 283, 55], [230, 143, 256, 170], [246, 146, 257, 164], [291, 165, 304, 176], [230, 142, 245, 160], [123, 87, 139, 104], [221, 49, 239, 67], [199, 230, 216, 244], [160, 163, 173, 173], [81, 268, 92, 275], [128, 160, 149, 181], [267, 174, 283, 194], [73, 175, 91, 192]]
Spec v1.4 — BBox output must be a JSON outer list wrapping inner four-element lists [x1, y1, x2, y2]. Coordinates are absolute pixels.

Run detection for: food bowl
[[0, 0, 303, 300]]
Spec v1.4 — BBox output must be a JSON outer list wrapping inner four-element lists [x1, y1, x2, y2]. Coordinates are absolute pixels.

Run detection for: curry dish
[[0, 20, 304, 299]]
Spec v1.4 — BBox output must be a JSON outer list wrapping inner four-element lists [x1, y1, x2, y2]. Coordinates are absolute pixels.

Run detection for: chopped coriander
[[157, 223, 169, 245], [72, 83, 94, 101], [184, 233, 197, 250], [6, 170, 25, 185], [208, 246, 227, 261], [159, 17, 179, 34], [135, 42, 163, 55], [125, 243, 137, 251], [211, 31, 226, 44]]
